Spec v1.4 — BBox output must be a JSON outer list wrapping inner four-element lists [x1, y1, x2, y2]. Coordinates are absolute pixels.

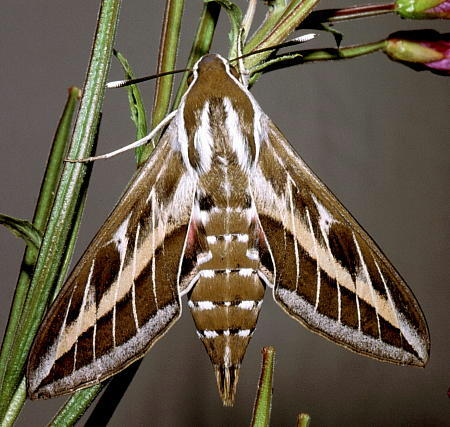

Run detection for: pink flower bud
[[385, 30, 450, 75], [395, 0, 450, 19]]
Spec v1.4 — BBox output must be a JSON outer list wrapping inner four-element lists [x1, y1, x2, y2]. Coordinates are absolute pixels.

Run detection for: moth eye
[[187, 71, 194, 85]]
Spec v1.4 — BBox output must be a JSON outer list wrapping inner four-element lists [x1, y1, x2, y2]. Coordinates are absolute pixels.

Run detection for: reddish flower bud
[[385, 30, 450, 75], [395, 0, 450, 19]]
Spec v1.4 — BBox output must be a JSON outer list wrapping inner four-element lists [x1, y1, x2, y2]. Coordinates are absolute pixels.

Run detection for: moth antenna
[[230, 33, 317, 64], [107, 67, 191, 89], [65, 110, 177, 163]]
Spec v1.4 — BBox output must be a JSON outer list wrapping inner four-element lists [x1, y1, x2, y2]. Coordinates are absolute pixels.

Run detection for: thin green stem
[[172, 3, 220, 109], [0, 0, 121, 419], [250, 347, 275, 427], [252, 40, 387, 78], [2, 378, 26, 427], [301, 3, 395, 26], [244, 0, 321, 71], [245, 0, 288, 54], [296, 413, 311, 427], [49, 384, 105, 427], [148, 0, 184, 163], [0, 87, 80, 415]]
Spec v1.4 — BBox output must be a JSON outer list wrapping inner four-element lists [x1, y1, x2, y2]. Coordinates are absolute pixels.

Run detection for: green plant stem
[[296, 413, 311, 427], [2, 378, 26, 427], [301, 3, 395, 25], [172, 2, 220, 109], [148, 0, 184, 164], [250, 40, 387, 78], [0, 0, 121, 419], [300, 40, 387, 61], [250, 347, 275, 427], [0, 87, 80, 416], [49, 384, 105, 427], [244, 0, 320, 71], [245, 0, 288, 54], [113, 50, 149, 165]]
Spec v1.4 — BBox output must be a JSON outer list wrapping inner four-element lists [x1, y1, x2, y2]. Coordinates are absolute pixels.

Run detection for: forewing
[[251, 120, 430, 366], [27, 122, 197, 398]]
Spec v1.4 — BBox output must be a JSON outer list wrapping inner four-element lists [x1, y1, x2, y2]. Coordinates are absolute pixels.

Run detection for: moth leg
[[66, 110, 177, 163]]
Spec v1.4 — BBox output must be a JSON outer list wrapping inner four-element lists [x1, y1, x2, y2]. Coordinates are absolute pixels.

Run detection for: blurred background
[[1, 1, 448, 425]]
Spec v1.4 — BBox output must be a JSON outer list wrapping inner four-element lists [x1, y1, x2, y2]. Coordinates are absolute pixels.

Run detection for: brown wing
[[27, 122, 197, 398], [251, 120, 430, 366]]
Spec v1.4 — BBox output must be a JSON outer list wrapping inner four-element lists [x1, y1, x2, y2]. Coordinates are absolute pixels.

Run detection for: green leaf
[[0, 214, 42, 250], [206, 0, 243, 59], [113, 49, 149, 164]]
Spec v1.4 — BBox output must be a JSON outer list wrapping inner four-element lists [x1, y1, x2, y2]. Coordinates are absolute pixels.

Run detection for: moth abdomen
[[188, 200, 265, 405]]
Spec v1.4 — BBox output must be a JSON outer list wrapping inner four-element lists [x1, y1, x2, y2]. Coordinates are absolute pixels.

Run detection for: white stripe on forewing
[[72, 260, 96, 369], [31, 292, 74, 393], [151, 190, 158, 309], [131, 223, 141, 331], [374, 260, 401, 338], [112, 213, 132, 347], [305, 207, 321, 311], [287, 178, 300, 289], [311, 194, 343, 323], [353, 233, 381, 339]]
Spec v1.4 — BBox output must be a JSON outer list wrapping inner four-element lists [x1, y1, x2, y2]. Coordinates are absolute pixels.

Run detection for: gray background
[[1, 1, 448, 426]]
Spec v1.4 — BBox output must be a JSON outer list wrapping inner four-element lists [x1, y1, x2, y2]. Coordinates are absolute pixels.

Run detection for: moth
[[27, 53, 430, 406]]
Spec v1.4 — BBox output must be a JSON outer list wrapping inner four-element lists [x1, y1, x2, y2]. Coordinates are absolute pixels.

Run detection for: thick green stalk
[[147, 0, 184, 164], [0, 0, 121, 418], [172, 2, 220, 108], [250, 347, 275, 427], [0, 87, 80, 416]]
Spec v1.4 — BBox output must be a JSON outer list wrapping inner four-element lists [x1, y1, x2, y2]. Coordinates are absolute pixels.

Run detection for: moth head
[[192, 54, 240, 83]]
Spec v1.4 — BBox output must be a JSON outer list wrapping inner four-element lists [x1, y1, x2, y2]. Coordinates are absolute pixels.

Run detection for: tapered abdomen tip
[[214, 365, 240, 406]]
